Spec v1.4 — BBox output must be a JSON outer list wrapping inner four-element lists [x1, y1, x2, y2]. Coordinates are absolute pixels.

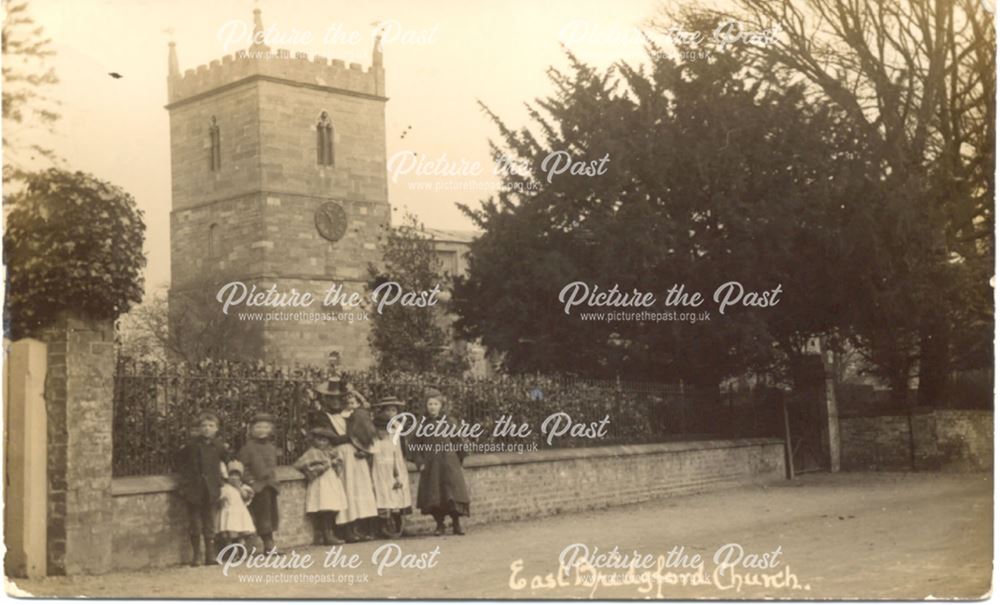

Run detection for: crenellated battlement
[[167, 47, 385, 105]]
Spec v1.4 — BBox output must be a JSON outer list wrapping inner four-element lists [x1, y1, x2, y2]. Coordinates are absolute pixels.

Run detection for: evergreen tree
[[453, 46, 873, 385], [367, 213, 468, 374]]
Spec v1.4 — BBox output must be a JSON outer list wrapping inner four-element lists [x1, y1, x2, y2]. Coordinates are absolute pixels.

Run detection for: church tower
[[166, 10, 389, 369]]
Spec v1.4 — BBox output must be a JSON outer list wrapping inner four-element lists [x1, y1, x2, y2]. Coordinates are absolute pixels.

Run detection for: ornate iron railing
[[112, 359, 740, 477]]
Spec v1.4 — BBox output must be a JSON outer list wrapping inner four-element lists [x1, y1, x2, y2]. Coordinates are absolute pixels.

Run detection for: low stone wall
[[839, 415, 913, 470], [109, 438, 785, 571], [933, 411, 993, 471], [840, 410, 993, 472]]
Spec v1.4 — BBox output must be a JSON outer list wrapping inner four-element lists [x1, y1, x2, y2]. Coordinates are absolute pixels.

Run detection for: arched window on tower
[[209, 117, 221, 171], [316, 111, 334, 167], [208, 223, 221, 258]]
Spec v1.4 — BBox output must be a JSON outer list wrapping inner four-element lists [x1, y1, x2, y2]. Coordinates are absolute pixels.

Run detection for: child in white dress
[[370, 396, 412, 538], [293, 427, 347, 545], [217, 460, 256, 548]]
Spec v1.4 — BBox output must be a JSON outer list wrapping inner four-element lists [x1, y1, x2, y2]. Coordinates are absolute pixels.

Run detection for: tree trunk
[[917, 317, 950, 408], [819, 338, 840, 472], [890, 367, 911, 408]]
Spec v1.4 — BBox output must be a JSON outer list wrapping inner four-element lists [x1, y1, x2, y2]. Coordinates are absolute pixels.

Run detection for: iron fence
[[112, 359, 739, 477]]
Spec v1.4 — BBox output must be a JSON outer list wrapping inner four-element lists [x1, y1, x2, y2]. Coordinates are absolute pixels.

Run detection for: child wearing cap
[[238, 412, 282, 553], [175, 411, 230, 566], [370, 396, 413, 538], [294, 427, 348, 545], [217, 460, 256, 549]]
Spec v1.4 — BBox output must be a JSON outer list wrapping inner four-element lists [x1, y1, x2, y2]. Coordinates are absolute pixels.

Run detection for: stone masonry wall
[[109, 438, 785, 572], [168, 63, 390, 369], [170, 193, 265, 288], [933, 410, 993, 471], [838, 415, 913, 471], [839, 410, 993, 472], [168, 82, 262, 212], [41, 316, 115, 575], [256, 79, 388, 203]]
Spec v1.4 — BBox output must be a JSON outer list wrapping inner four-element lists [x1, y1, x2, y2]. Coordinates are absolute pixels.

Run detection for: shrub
[[4, 169, 146, 339]]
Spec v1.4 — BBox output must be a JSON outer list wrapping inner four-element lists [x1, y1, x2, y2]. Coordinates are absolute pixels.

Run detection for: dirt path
[[9, 472, 992, 599]]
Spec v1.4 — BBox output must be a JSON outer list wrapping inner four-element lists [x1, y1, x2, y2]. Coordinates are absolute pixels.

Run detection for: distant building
[[421, 227, 476, 278], [418, 228, 495, 377]]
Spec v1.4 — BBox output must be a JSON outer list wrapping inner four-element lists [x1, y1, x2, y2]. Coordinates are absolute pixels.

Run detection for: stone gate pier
[[5, 316, 116, 577]]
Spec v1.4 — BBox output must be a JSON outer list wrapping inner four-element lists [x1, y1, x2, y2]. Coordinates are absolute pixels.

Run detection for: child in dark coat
[[413, 390, 470, 536], [176, 411, 230, 566], [238, 412, 282, 553]]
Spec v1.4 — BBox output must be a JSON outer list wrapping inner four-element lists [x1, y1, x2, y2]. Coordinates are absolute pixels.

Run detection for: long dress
[[371, 435, 413, 514], [328, 412, 378, 525], [217, 482, 256, 538], [413, 413, 471, 517], [294, 447, 348, 514]]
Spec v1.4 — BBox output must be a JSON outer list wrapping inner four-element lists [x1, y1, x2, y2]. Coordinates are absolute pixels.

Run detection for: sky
[[20, 0, 663, 297]]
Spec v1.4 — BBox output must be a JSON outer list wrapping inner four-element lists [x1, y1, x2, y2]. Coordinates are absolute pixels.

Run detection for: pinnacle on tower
[[372, 31, 383, 68], [167, 40, 180, 100], [167, 41, 179, 77], [249, 8, 270, 55]]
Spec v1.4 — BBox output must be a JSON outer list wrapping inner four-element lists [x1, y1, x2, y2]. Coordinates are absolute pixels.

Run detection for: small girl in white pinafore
[[370, 396, 412, 538], [217, 460, 256, 549], [293, 427, 347, 545]]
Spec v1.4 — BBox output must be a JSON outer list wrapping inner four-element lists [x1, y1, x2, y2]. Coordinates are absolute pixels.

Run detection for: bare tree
[[168, 277, 263, 363], [662, 0, 995, 405], [116, 281, 262, 364], [2, 0, 61, 181], [115, 289, 168, 363]]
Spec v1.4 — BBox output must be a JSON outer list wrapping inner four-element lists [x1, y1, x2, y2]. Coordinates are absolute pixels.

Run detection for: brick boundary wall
[[839, 410, 993, 472], [108, 438, 785, 571]]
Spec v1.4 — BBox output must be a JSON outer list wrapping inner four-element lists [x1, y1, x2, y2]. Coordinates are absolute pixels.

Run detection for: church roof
[[418, 227, 480, 244]]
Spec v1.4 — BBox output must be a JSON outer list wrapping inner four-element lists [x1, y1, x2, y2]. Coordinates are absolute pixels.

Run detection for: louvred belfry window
[[209, 116, 221, 171], [317, 111, 334, 166]]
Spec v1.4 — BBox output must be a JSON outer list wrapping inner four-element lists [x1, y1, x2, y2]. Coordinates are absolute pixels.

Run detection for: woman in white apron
[[311, 377, 378, 542]]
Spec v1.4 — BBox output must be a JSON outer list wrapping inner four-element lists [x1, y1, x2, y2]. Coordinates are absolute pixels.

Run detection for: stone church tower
[[166, 9, 389, 369]]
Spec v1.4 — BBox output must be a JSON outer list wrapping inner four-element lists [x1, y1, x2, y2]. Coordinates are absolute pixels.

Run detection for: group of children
[[176, 410, 285, 566], [176, 378, 470, 567]]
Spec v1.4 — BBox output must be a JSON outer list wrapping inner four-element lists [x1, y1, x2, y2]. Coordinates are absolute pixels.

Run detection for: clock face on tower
[[314, 202, 348, 242]]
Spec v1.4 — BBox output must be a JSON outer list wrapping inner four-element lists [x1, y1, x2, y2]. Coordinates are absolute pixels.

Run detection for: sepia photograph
[[1, 0, 995, 600]]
